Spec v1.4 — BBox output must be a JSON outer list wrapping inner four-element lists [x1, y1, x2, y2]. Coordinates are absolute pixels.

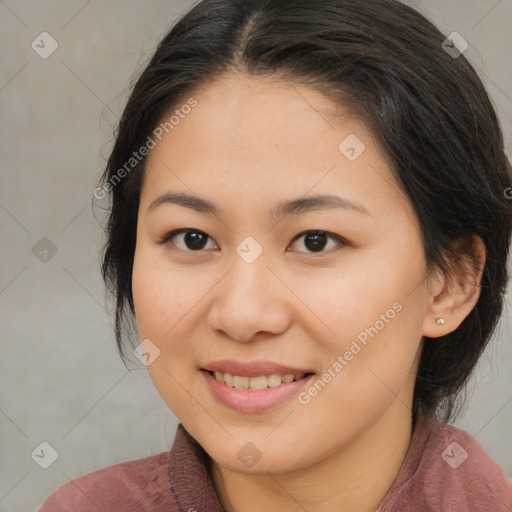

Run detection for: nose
[[205, 253, 292, 343]]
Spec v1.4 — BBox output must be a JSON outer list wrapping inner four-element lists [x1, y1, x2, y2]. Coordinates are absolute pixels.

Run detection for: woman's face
[[132, 73, 435, 473]]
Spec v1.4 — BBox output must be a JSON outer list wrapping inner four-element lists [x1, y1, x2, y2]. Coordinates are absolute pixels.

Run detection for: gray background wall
[[0, 1, 511, 510]]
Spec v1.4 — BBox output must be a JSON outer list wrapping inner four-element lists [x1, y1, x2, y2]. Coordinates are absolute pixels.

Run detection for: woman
[[38, 0, 512, 510]]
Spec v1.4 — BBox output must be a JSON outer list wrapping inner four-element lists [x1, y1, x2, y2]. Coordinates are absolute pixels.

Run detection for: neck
[[210, 401, 414, 512]]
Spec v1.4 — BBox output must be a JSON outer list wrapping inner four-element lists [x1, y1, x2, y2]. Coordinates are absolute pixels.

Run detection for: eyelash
[[157, 228, 348, 254]]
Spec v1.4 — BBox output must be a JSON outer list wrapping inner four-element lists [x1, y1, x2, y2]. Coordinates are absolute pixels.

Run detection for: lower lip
[[201, 370, 315, 413]]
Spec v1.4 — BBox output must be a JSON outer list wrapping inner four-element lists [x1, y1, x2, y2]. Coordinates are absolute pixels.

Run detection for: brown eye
[[158, 229, 217, 251], [289, 230, 346, 253]]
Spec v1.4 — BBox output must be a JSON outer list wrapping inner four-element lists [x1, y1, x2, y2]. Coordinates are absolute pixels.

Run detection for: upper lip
[[202, 360, 316, 377]]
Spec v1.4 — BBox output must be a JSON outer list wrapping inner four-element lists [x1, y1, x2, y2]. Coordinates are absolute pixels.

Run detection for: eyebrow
[[146, 192, 371, 220]]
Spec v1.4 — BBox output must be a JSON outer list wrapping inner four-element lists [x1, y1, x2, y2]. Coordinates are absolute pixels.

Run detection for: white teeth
[[267, 374, 283, 387], [212, 371, 308, 389], [233, 375, 250, 389], [224, 373, 234, 387], [248, 375, 268, 390]]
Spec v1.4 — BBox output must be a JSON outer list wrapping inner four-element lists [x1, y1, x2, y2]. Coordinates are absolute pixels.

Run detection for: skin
[[131, 73, 485, 512]]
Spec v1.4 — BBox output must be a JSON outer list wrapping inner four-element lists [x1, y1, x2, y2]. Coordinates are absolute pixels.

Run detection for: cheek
[[131, 248, 202, 413], [289, 250, 424, 350], [290, 249, 427, 404], [132, 256, 168, 339], [132, 246, 217, 376], [132, 247, 195, 338]]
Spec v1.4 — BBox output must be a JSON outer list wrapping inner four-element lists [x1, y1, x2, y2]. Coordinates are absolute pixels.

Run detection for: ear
[[422, 234, 486, 338]]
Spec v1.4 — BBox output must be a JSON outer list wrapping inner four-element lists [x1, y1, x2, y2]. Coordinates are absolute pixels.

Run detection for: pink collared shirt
[[38, 418, 512, 511]]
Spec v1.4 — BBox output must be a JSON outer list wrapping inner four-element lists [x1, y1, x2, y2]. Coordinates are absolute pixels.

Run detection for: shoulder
[[427, 421, 511, 492], [380, 419, 512, 512], [36, 451, 179, 512]]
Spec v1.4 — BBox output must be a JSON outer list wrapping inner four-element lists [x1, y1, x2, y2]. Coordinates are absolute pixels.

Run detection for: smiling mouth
[[205, 370, 315, 390]]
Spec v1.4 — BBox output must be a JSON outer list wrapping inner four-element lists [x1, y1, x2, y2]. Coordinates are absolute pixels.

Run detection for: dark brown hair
[[96, 0, 512, 423]]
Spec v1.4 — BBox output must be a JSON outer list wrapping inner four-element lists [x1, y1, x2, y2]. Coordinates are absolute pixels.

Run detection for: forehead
[[141, 73, 409, 221]]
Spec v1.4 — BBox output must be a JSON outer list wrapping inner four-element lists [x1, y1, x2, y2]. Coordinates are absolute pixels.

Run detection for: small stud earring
[[436, 317, 445, 325]]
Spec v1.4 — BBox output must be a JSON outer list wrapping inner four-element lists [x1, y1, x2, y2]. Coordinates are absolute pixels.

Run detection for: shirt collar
[[169, 423, 225, 511]]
